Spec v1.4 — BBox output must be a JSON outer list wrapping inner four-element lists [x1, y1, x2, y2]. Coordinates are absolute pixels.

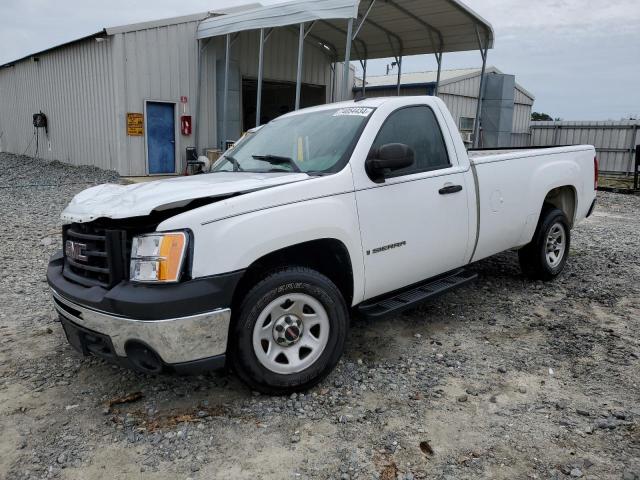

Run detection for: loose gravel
[[1, 152, 639, 480]]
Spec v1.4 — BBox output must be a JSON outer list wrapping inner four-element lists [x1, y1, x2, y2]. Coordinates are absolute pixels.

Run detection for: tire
[[230, 266, 349, 394], [518, 207, 571, 281]]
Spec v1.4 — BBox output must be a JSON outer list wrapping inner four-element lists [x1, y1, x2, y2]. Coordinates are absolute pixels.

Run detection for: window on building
[[459, 116, 475, 132], [371, 106, 450, 177]]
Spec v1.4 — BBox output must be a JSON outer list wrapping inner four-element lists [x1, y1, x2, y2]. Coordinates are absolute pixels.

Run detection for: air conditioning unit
[[461, 132, 473, 143]]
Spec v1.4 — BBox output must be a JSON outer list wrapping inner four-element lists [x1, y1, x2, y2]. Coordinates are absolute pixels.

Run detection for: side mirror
[[365, 143, 415, 183]]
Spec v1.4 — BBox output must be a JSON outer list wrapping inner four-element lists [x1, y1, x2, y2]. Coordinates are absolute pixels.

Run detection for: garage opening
[[242, 78, 326, 131]]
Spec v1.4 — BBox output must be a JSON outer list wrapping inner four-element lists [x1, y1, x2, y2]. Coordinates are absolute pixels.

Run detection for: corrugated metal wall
[[112, 20, 212, 176], [512, 88, 533, 147], [0, 19, 340, 176], [0, 39, 119, 171], [530, 121, 640, 174]]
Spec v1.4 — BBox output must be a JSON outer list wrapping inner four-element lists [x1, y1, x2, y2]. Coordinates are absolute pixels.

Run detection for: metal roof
[[0, 6, 260, 68], [356, 66, 536, 100], [197, 0, 495, 61], [0, 30, 107, 68], [360, 67, 480, 86]]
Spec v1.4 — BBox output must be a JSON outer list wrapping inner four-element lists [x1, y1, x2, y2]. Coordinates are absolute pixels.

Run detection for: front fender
[[174, 193, 365, 306]]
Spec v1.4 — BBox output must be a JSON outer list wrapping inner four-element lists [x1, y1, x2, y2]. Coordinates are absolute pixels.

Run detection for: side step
[[357, 269, 478, 320]]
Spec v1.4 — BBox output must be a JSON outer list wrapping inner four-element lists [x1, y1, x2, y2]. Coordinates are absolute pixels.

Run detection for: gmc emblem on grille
[[65, 240, 88, 262]]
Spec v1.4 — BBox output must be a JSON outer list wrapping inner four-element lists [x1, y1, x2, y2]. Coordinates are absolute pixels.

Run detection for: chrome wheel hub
[[273, 314, 304, 346], [252, 293, 330, 375], [546, 222, 566, 268]]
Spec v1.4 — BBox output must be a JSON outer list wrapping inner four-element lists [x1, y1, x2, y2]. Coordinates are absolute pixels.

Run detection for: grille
[[62, 223, 127, 288]]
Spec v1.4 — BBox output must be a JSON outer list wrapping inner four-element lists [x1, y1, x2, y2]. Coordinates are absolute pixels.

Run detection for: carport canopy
[[197, 0, 494, 147], [197, 0, 494, 60]]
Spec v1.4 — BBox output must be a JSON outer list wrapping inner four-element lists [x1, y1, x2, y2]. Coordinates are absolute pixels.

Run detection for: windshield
[[211, 107, 374, 174]]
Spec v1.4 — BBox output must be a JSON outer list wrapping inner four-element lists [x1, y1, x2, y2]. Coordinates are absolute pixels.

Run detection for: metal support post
[[396, 56, 403, 96], [629, 124, 638, 178], [434, 51, 442, 96], [256, 29, 265, 126], [633, 127, 639, 190], [222, 34, 231, 149], [360, 59, 367, 96], [329, 62, 336, 102], [472, 26, 488, 149], [343, 18, 354, 101], [194, 38, 210, 153], [295, 23, 305, 110]]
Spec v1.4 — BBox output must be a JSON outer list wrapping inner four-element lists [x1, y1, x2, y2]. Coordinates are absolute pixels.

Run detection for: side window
[[371, 106, 450, 177]]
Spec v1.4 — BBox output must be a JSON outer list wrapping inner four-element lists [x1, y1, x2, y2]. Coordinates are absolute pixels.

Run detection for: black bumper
[[47, 250, 243, 320]]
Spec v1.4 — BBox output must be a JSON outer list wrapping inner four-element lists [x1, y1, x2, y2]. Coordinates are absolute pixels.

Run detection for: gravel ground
[[0, 152, 639, 480]]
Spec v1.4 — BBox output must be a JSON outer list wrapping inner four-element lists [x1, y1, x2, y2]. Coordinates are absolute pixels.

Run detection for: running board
[[357, 269, 478, 319]]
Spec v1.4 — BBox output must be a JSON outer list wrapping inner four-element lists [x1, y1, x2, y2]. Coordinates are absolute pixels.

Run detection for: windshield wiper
[[225, 155, 244, 172], [251, 154, 301, 173]]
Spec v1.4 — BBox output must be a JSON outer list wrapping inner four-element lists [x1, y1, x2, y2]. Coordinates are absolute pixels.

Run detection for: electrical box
[[33, 112, 47, 129], [181, 115, 192, 136], [185, 147, 198, 163]]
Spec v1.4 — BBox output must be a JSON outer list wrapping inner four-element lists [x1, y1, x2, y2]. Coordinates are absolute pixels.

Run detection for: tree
[[531, 112, 553, 121]]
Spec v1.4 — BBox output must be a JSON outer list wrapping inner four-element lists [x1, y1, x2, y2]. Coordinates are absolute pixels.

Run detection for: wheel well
[[543, 186, 577, 226], [231, 239, 354, 311]]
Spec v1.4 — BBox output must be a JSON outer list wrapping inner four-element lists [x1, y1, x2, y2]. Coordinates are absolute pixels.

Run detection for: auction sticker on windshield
[[333, 107, 373, 117]]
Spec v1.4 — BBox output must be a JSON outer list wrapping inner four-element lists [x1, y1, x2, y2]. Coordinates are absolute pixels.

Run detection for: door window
[[371, 106, 450, 177]]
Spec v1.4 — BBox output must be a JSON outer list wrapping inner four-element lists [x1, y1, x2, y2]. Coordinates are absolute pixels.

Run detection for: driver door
[[355, 105, 471, 300]]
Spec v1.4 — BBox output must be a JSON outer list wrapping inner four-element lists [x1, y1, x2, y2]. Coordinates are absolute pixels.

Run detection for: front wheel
[[518, 207, 571, 281], [231, 267, 348, 394]]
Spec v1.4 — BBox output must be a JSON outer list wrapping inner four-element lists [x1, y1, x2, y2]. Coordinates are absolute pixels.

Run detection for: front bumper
[[47, 250, 243, 373], [52, 289, 231, 370]]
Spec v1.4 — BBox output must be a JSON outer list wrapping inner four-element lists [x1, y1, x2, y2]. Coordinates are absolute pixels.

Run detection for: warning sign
[[127, 113, 144, 136]]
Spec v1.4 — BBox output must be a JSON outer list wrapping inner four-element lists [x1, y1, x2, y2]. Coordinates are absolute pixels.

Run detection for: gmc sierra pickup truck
[[47, 96, 598, 393]]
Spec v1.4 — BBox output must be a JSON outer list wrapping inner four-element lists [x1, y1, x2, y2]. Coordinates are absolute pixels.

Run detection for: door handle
[[439, 184, 463, 195]]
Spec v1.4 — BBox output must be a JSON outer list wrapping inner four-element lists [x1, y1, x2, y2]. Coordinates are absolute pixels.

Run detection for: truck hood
[[61, 172, 311, 223]]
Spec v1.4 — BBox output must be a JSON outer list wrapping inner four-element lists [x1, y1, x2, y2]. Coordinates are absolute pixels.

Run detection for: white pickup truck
[[47, 96, 598, 393]]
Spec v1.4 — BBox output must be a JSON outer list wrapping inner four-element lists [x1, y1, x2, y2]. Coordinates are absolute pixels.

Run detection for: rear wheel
[[519, 207, 571, 281], [231, 266, 348, 394]]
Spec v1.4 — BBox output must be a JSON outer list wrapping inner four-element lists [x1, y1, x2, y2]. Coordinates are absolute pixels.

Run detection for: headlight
[[130, 232, 188, 283]]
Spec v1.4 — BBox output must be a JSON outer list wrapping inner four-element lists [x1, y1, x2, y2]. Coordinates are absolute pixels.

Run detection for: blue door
[[147, 102, 176, 174]]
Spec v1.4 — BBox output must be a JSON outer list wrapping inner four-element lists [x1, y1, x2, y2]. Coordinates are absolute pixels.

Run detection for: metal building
[[355, 67, 535, 147], [0, 0, 495, 176]]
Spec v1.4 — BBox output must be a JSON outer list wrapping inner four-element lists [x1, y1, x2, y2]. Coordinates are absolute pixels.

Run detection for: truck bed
[[466, 143, 596, 263], [468, 145, 592, 162]]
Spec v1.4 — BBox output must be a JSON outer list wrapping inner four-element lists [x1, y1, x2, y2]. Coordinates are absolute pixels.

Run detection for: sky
[[1, 0, 639, 120]]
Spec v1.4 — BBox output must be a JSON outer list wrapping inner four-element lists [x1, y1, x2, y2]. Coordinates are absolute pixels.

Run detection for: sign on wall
[[127, 113, 144, 136]]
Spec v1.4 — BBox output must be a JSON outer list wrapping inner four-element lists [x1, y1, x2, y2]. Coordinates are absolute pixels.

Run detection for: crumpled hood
[[61, 172, 310, 223]]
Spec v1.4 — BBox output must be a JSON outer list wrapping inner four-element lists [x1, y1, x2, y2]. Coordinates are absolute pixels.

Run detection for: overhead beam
[[319, 20, 368, 62], [352, 0, 376, 40], [285, 25, 338, 61]]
